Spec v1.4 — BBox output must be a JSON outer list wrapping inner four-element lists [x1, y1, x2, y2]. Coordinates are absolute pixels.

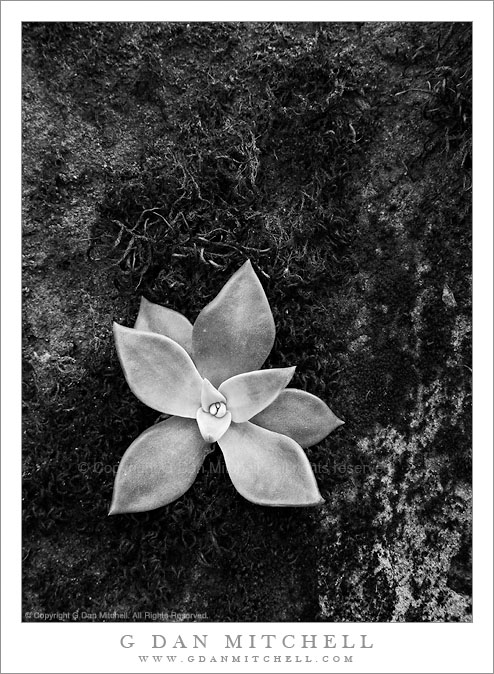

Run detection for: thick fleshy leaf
[[200, 378, 226, 411], [251, 388, 344, 447], [113, 323, 202, 417], [192, 260, 276, 387], [196, 408, 232, 443], [218, 422, 323, 507], [109, 417, 208, 514], [135, 297, 193, 355], [219, 367, 296, 422]]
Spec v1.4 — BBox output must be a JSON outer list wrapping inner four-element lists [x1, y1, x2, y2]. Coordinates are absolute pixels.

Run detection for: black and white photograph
[[2, 2, 493, 673]]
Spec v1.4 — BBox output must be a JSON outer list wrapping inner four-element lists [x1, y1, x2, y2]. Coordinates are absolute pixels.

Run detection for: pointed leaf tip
[[135, 297, 193, 355], [219, 367, 296, 422], [192, 260, 275, 386], [196, 408, 232, 443], [110, 417, 208, 514], [251, 389, 344, 447], [113, 323, 202, 417], [218, 422, 323, 507], [200, 378, 226, 412]]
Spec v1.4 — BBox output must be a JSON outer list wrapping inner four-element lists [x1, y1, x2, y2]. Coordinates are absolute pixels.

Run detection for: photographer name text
[[120, 634, 373, 649], [120, 633, 373, 664]]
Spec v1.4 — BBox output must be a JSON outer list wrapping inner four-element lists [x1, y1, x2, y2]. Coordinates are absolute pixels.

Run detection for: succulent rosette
[[110, 260, 343, 514]]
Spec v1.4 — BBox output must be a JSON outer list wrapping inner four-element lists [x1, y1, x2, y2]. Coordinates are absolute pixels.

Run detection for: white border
[[2, 2, 492, 673], [0, 0, 490, 22]]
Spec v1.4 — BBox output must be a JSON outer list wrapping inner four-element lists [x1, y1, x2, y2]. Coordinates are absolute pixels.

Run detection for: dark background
[[22, 22, 471, 622]]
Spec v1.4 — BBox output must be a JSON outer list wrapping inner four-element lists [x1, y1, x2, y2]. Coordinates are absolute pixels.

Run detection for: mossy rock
[[23, 21, 471, 622]]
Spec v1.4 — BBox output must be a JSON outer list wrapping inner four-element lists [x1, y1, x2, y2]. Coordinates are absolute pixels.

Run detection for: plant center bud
[[209, 401, 227, 418]]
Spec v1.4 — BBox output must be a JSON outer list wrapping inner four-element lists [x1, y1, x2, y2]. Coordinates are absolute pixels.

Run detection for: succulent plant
[[110, 260, 343, 514]]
